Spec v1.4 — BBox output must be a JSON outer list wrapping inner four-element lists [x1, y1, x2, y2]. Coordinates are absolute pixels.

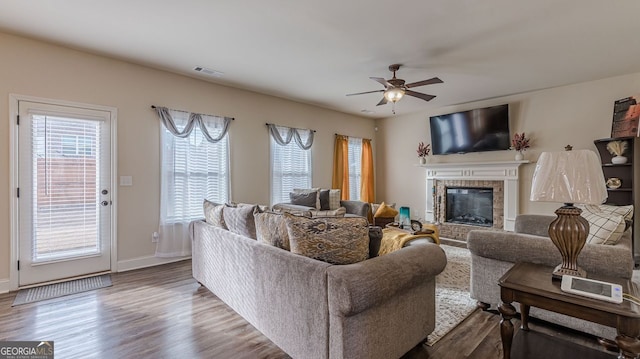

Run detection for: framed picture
[[611, 95, 640, 138]]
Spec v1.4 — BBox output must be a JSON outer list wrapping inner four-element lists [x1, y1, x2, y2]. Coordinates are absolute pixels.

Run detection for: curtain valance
[[268, 124, 314, 150], [154, 106, 232, 143]]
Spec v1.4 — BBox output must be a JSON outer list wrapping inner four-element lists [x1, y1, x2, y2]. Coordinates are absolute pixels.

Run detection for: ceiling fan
[[346, 64, 443, 109]]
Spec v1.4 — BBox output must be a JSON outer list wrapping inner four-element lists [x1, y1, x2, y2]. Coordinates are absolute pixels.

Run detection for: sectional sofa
[[190, 216, 447, 359]]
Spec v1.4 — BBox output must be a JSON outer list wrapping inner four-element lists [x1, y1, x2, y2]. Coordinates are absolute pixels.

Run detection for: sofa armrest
[[340, 200, 371, 219], [514, 214, 555, 236], [326, 243, 446, 317], [467, 229, 634, 279]]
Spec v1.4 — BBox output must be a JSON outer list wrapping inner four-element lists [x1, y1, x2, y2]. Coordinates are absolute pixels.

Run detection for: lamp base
[[552, 264, 586, 280], [548, 204, 590, 280]]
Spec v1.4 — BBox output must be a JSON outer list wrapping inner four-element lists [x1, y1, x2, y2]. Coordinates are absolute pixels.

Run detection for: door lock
[[101, 201, 109, 206], [101, 189, 109, 195]]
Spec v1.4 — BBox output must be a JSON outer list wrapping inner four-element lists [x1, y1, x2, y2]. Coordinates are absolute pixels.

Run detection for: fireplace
[[446, 187, 493, 227], [424, 161, 527, 240]]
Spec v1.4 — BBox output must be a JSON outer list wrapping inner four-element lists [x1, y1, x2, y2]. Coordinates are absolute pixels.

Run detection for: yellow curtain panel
[[331, 135, 350, 200], [360, 138, 374, 203]]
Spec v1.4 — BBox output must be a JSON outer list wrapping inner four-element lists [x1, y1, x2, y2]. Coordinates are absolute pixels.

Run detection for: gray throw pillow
[[223, 205, 259, 239], [203, 199, 227, 229], [254, 211, 290, 250], [319, 189, 331, 210], [290, 190, 318, 208]]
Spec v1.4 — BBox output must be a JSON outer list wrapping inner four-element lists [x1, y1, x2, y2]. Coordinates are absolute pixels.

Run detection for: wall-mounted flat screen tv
[[429, 104, 510, 155]]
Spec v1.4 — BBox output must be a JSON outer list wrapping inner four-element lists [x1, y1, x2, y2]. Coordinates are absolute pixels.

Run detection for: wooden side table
[[498, 262, 640, 359]]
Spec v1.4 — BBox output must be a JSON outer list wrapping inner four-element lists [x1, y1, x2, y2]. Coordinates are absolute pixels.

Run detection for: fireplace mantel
[[423, 160, 530, 231]]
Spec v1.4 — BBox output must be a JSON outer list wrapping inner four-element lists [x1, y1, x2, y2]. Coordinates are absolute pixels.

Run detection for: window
[[269, 125, 313, 205], [348, 137, 363, 200], [160, 111, 230, 223], [61, 134, 94, 156]]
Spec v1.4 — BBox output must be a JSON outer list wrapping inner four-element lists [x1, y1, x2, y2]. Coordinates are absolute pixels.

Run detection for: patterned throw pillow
[[203, 200, 227, 229], [223, 204, 259, 239], [284, 214, 369, 265], [583, 204, 634, 221], [328, 189, 341, 210], [254, 211, 290, 250], [580, 205, 627, 245], [310, 207, 347, 218]]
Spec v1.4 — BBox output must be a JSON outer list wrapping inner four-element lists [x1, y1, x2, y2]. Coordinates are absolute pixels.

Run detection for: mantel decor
[[530, 149, 607, 279], [417, 142, 431, 165]]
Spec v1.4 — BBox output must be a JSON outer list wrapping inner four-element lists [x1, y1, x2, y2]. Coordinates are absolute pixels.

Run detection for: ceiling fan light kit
[[346, 64, 443, 113], [384, 87, 405, 102]]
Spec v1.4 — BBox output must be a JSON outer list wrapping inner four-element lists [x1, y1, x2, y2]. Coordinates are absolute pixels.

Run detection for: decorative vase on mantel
[[419, 157, 427, 165], [515, 151, 524, 161]]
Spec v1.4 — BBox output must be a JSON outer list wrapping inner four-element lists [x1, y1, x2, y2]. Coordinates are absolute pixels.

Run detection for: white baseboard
[[117, 255, 191, 272], [0, 278, 11, 294]]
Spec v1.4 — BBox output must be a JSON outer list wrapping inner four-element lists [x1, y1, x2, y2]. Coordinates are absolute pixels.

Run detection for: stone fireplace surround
[[424, 161, 528, 241]]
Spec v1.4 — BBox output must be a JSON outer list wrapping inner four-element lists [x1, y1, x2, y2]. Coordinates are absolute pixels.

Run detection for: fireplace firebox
[[446, 187, 493, 227]]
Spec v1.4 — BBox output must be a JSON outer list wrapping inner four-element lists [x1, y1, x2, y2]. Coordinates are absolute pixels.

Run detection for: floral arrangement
[[511, 132, 531, 152], [417, 142, 431, 157], [606, 140, 628, 156]]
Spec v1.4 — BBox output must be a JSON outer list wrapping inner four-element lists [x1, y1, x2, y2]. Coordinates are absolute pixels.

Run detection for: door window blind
[[30, 114, 101, 261]]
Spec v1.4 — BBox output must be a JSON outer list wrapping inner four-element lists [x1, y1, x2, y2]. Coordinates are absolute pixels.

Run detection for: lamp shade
[[530, 150, 607, 204]]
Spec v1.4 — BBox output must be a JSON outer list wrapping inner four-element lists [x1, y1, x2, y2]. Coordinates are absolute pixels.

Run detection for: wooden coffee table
[[498, 262, 640, 359]]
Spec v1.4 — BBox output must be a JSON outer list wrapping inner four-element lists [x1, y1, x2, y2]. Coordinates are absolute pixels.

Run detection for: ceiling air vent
[[193, 66, 224, 77]]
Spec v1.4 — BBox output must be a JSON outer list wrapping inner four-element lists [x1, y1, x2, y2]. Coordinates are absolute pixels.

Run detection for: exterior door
[[18, 100, 112, 286]]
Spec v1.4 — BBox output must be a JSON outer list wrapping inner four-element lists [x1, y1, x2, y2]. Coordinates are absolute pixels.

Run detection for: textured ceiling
[[1, 0, 640, 118]]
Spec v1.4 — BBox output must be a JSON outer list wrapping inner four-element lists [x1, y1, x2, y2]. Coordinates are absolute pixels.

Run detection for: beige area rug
[[426, 244, 477, 346], [12, 274, 112, 306]]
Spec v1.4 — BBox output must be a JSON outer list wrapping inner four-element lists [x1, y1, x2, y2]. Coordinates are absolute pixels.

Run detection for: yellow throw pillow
[[374, 202, 399, 218]]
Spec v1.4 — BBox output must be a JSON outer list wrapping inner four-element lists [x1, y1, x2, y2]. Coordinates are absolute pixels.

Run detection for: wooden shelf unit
[[594, 136, 639, 263]]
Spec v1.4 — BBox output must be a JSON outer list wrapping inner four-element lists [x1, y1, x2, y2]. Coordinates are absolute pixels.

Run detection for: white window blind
[[348, 137, 363, 201], [270, 128, 312, 205], [160, 111, 229, 223], [30, 115, 101, 261]]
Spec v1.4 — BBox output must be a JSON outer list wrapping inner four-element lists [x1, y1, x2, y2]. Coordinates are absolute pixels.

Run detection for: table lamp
[[529, 149, 607, 279]]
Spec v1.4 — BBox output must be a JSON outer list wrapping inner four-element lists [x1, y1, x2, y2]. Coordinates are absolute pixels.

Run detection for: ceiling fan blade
[[405, 77, 443, 89], [370, 77, 392, 88], [346, 89, 384, 96], [406, 90, 436, 102], [376, 97, 388, 106]]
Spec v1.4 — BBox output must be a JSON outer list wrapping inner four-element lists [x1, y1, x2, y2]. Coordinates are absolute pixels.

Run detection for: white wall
[[375, 73, 640, 221], [0, 32, 375, 284]]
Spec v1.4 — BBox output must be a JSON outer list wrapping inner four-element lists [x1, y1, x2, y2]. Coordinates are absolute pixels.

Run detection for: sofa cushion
[[580, 205, 627, 245], [319, 189, 331, 210], [203, 199, 227, 229], [223, 204, 259, 239], [374, 202, 398, 218], [284, 214, 369, 265], [254, 211, 290, 250], [290, 189, 319, 208], [329, 189, 341, 210], [311, 207, 347, 218], [292, 188, 321, 208]]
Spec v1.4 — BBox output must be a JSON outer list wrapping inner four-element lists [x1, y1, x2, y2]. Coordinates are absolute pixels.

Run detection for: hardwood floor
[[0, 260, 615, 359]]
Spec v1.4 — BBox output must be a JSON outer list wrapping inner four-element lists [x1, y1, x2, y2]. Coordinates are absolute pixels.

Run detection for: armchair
[[467, 214, 634, 340]]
